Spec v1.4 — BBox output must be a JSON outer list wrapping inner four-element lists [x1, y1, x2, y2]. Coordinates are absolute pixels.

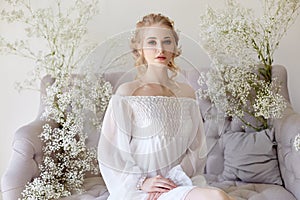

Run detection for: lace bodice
[[124, 96, 195, 138]]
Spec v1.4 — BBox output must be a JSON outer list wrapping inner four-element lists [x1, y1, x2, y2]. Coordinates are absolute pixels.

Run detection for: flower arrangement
[[20, 74, 112, 199], [0, 0, 113, 199], [198, 0, 300, 131]]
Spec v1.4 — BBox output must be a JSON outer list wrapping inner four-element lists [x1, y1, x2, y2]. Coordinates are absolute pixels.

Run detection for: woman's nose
[[156, 42, 164, 52]]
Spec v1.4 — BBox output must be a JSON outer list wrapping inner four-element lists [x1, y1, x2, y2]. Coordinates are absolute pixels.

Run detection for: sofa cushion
[[211, 181, 296, 200], [219, 128, 282, 185]]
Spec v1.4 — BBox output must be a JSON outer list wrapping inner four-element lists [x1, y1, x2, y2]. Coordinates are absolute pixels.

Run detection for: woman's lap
[[158, 186, 196, 200]]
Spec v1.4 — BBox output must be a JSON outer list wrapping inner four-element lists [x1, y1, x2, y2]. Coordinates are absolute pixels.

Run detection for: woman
[[98, 13, 234, 200]]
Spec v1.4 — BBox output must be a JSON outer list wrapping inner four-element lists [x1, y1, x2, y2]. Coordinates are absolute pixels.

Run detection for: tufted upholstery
[[1, 76, 109, 200], [275, 107, 300, 199], [1, 65, 300, 200], [183, 65, 300, 200]]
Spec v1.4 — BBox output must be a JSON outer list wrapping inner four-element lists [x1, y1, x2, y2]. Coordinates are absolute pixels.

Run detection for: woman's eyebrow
[[146, 36, 171, 40], [146, 37, 157, 40]]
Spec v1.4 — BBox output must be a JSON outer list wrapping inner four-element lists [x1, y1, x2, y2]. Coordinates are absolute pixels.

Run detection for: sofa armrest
[[274, 104, 300, 199], [1, 117, 107, 200], [1, 120, 44, 200]]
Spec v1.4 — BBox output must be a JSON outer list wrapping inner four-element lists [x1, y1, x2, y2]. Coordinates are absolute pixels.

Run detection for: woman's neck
[[142, 63, 171, 84]]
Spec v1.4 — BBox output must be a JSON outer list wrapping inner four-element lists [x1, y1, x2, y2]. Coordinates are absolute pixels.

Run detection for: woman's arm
[[179, 102, 208, 186], [98, 96, 145, 198]]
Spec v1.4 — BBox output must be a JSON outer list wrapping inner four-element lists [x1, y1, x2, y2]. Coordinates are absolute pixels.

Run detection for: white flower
[[294, 134, 300, 151], [198, 0, 297, 131], [253, 79, 287, 119], [1, 0, 114, 199]]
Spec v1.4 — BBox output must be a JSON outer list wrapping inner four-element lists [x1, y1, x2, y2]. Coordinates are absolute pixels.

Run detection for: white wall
[[1, 0, 300, 194]]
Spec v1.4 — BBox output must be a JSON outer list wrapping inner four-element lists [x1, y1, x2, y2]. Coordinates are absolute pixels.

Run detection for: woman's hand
[[141, 175, 177, 193], [147, 192, 163, 200]]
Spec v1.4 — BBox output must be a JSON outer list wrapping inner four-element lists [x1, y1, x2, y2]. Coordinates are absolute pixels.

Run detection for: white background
[[1, 0, 300, 196]]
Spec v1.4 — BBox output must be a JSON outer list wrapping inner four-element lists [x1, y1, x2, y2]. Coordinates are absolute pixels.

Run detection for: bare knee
[[185, 187, 232, 200], [208, 189, 231, 200]]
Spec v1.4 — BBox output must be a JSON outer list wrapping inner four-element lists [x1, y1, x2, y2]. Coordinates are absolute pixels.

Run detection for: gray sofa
[[1, 65, 300, 200], [184, 64, 300, 200]]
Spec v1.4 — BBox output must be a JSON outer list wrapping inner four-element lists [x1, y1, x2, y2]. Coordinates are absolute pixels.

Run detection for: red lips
[[156, 55, 166, 60]]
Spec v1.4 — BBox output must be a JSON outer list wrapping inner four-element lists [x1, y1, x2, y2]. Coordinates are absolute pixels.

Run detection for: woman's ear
[[174, 47, 181, 57]]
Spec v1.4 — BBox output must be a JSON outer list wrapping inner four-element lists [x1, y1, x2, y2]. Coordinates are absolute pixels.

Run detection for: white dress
[[98, 95, 207, 200]]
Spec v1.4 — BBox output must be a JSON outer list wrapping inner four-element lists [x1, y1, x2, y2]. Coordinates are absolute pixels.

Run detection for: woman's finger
[[153, 181, 176, 190], [154, 192, 163, 199], [148, 192, 162, 200], [154, 177, 177, 189], [142, 175, 177, 193], [147, 192, 163, 200]]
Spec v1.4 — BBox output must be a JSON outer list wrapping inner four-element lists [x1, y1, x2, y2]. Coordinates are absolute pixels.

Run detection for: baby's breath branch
[[1, 0, 111, 199], [198, 0, 296, 131], [237, 116, 260, 131]]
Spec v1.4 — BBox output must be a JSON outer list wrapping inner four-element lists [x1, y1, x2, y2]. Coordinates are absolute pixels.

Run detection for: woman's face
[[141, 24, 176, 66]]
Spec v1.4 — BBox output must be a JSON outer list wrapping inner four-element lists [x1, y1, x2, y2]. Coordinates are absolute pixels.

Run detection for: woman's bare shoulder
[[176, 81, 196, 99], [115, 80, 140, 96]]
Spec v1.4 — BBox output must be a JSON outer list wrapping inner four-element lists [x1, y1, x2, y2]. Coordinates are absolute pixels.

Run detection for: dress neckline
[[113, 94, 197, 103]]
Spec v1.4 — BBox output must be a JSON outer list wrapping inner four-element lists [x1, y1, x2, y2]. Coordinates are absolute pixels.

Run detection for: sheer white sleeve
[[97, 95, 144, 198], [179, 102, 208, 187]]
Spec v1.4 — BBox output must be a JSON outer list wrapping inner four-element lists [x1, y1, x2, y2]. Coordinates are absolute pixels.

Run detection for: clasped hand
[[141, 175, 177, 200]]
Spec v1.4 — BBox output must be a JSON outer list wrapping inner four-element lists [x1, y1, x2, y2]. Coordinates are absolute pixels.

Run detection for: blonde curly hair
[[130, 13, 181, 77]]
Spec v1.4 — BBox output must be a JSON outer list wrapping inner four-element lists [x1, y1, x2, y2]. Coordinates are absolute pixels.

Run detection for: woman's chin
[[149, 62, 169, 68]]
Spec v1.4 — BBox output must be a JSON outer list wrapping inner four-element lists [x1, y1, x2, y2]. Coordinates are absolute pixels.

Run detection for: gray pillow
[[219, 128, 282, 185]]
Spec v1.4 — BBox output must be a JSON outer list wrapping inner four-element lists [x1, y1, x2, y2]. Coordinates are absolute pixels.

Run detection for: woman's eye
[[147, 40, 156, 45], [163, 40, 172, 45]]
